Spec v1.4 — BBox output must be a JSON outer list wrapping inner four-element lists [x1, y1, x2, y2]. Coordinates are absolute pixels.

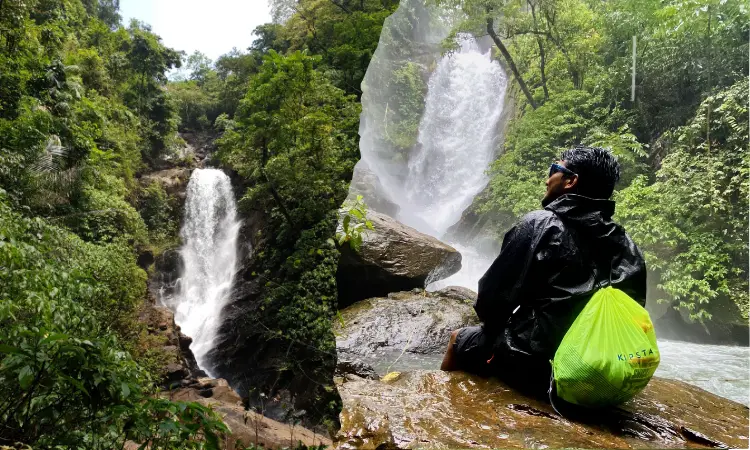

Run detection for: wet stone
[[334, 370, 749, 449]]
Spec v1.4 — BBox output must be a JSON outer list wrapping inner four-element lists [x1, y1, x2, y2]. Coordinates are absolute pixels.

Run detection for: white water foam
[[398, 37, 507, 237], [170, 168, 241, 375]]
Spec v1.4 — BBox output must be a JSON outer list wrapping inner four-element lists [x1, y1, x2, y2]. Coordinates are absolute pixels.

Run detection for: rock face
[[206, 214, 342, 432], [347, 161, 400, 217], [163, 378, 332, 449], [335, 370, 749, 449], [140, 167, 192, 199], [139, 300, 206, 384], [651, 298, 750, 346], [337, 212, 462, 307], [335, 288, 478, 362]]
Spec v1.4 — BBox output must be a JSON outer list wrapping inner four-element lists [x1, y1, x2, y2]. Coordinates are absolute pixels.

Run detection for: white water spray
[[401, 38, 506, 238], [171, 168, 241, 374]]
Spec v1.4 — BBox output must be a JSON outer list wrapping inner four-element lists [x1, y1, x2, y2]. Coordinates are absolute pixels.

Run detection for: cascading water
[[399, 37, 506, 238], [359, 35, 505, 292], [170, 168, 241, 375]]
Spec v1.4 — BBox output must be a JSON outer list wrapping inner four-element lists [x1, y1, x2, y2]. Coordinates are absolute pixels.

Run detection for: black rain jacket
[[476, 193, 647, 363]]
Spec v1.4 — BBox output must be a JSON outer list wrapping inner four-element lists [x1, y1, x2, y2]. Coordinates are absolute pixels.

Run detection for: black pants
[[453, 326, 552, 399]]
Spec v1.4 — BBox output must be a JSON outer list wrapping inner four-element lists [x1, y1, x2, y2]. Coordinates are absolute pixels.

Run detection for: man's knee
[[441, 328, 463, 371], [446, 328, 463, 349]]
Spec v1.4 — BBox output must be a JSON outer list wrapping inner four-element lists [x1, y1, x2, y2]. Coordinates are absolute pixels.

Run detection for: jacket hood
[[544, 194, 617, 239]]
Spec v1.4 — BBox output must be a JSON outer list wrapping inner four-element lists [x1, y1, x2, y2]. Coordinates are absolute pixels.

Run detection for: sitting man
[[441, 145, 647, 396]]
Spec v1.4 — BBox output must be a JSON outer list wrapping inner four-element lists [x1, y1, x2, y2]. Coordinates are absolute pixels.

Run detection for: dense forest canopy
[[0, 0, 747, 446]]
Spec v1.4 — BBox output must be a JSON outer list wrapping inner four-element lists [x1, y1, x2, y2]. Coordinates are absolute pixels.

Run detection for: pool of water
[[354, 340, 749, 406]]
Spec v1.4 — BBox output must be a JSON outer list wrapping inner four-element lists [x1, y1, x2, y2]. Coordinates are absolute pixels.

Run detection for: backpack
[[550, 286, 660, 408]]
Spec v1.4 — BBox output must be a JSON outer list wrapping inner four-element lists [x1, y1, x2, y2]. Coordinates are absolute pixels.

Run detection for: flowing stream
[[170, 168, 241, 375], [355, 34, 749, 405]]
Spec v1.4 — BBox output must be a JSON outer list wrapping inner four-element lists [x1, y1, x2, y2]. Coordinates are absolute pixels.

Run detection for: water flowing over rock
[[353, 32, 509, 294], [400, 37, 507, 237], [168, 168, 241, 374], [334, 371, 749, 449], [139, 299, 205, 384], [336, 211, 461, 307]]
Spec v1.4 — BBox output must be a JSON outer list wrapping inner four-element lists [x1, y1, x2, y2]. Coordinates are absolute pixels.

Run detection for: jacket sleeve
[[474, 216, 539, 333]]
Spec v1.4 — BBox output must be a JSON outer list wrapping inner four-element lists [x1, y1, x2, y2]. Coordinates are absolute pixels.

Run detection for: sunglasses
[[549, 163, 577, 178]]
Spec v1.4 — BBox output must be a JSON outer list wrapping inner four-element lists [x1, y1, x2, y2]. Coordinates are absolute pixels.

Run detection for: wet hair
[[560, 145, 621, 199]]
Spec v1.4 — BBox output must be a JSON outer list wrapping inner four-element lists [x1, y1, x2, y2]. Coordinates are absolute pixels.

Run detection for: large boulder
[[335, 370, 749, 449], [335, 288, 478, 366], [337, 212, 462, 307]]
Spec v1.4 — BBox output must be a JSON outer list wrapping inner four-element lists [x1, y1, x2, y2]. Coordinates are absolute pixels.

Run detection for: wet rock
[[136, 250, 154, 269], [164, 378, 331, 449], [433, 286, 477, 302], [652, 301, 750, 346], [335, 290, 478, 358], [336, 359, 380, 380], [347, 160, 400, 217], [149, 248, 183, 302], [335, 370, 749, 449], [165, 363, 189, 383], [337, 212, 462, 307], [154, 248, 182, 276], [138, 303, 205, 384]]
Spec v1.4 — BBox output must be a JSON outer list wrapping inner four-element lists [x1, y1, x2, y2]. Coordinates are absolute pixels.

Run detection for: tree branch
[[487, 17, 538, 109]]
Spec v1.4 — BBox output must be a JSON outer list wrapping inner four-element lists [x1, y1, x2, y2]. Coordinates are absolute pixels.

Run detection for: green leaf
[[342, 214, 351, 232], [0, 344, 19, 354], [121, 382, 131, 399], [19, 365, 34, 390]]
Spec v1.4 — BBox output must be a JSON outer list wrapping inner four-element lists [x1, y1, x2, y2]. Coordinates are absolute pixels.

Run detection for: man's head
[[542, 145, 620, 207]]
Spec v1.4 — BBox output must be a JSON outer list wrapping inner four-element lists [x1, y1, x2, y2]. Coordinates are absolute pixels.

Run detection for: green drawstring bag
[[552, 286, 660, 407]]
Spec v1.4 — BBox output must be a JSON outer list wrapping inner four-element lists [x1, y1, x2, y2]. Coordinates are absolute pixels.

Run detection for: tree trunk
[[487, 18, 538, 110], [529, 1, 549, 102]]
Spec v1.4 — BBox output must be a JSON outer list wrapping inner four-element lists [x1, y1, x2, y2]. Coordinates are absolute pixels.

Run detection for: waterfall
[[171, 168, 241, 374], [373, 35, 505, 292], [400, 37, 506, 238]]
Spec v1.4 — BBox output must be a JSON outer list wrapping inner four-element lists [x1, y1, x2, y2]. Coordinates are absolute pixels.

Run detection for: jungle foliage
[[0, 0, 235, 447]]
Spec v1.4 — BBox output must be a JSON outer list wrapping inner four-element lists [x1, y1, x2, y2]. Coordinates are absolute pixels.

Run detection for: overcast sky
[[119, 0, 272, 62]]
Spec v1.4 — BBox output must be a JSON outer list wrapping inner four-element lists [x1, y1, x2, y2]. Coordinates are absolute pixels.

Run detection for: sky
[[119, 0, 272, 62]]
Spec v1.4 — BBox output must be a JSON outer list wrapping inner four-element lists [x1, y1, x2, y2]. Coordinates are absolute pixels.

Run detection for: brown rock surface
[[165, 379, 332, 449], [337, 212, 462, 307], [138, 302, 205, 384], [139, 167, 192, 199], [335, 370, 749, 449]]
